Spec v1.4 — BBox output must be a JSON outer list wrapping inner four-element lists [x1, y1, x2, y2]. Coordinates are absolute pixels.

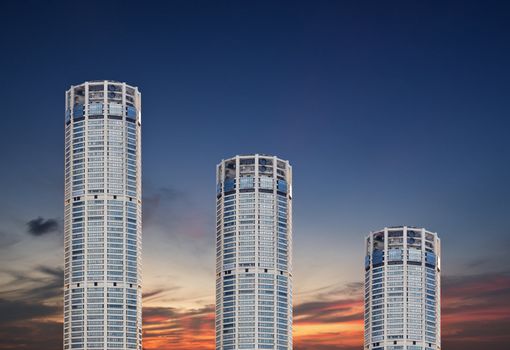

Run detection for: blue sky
[[0, 1, 509, 349]]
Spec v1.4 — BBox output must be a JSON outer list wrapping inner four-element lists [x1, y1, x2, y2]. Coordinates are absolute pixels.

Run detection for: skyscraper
[[63, 81, 142, 350], [364, 226, 441, 350], [215, 154, 293, 350]]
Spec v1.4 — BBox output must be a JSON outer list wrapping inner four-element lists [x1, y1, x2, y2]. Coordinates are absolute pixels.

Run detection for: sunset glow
[[1, 1, 510, 350]]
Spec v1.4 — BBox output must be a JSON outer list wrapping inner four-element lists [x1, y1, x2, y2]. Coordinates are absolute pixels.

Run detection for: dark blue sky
[[1, 0, 510, 277], [1, 2, 510, 349]]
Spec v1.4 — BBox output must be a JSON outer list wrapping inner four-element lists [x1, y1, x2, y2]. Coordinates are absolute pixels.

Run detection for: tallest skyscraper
[[63, 81, 142, 350]]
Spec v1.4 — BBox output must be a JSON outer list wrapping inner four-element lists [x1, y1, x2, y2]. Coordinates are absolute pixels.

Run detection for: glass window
[[260, 177, 273, 189], [73, 104, 84, 117], [126, 106, 137, 119], [277, 179, 287, 193], [108, 103, 123, 116], [408, 249, 422, 262], [425, 252, 436, 266], [224, 179, 235, 192], [89, 103, 103, 116], [388, 248, 403, 261], [240, 177, 254, 189]]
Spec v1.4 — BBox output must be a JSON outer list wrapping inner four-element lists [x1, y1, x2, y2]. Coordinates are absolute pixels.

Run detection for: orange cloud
[[293, 298, 364, 349], [441, 271, 510, 348], [1, 270, 510, 350], [143, 305, 215, 350]]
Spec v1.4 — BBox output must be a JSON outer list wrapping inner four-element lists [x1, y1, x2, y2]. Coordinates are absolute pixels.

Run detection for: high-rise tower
[[215, 154, 293, 350], [63, 81, 142, 350], [364, 226, 441, 350]]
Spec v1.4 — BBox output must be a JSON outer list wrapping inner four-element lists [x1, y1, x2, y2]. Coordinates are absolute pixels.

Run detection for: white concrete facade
[[63, 81, 142, 350], [364, 226, 441, 350], [215, 154, 293, 350]]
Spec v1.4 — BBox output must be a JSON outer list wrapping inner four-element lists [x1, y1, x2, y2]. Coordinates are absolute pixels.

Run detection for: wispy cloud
[[0, 265, 63, 350], [142, 186, 209, 240], [441, 271, 510, 349], [143, 187, 187, 225], [143, 289, 167, 300], [0, 318, 62, 350], [0, 230, 21, 249], [464, 257, 491, 269], [297, 281, 363, 301], [295, 332, 361, 350], [143, 287, 182, 303], [295, 298, 363, 324], [294, 284, 364, 350], [0, 298, 59, 325], [143, 305, 215, 350], [0, 267, 509, 350], [0, 265, 63, 302]]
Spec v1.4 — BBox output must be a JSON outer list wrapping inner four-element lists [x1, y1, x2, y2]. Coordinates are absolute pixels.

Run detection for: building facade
[[63, 81, 142, 350], [364, 226, 441, 350], [215, 154, 293, 350]]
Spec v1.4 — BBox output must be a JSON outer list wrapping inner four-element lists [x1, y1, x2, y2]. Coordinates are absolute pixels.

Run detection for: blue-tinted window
[[426, 252, 436, 266], [372, 250, 384, 265], [73, 104, 84, 117], [277, 179, 287, 193], [224, 179, 235, 192], [127, 106, 137, 119]]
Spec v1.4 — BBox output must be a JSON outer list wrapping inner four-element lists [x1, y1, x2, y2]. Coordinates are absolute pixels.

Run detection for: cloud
[[0, 266, 63, 350], [0, 267, 509, 350], [464, 258, 491, 268], [295, 333, 361, 350], [442, 321, 510, 350], [143, 287, 182, 302], [294, 298, 363, 324], [293, 288, 364, 350], [142, 186, 211, 241], [441, 271, 510, 348], [26, 217, 59, 236], [294, 271, 510, 349], [297, 281, 363, 301], [143, 289, 166, 300], [0, 230, 21, 248], [28, 266, 64, 301], [0, 265, 63, 302], [141, 293, 362, 350], [143, 187, 187, 224], [0, 298, 59, 325], [143, 305, 215, 350], [0, 319, 62, 350]]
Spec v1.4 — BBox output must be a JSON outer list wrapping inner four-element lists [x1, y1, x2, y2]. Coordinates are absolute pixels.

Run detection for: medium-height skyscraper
[[364, 226, 441, 350], [64, 81, 142, 350], [215, 154, 293, 350]]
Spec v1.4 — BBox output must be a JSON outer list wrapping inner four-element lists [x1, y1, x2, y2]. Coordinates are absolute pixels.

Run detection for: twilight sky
[[1, 1, 510, 349]]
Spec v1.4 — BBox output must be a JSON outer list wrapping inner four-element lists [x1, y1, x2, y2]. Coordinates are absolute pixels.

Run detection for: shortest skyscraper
[[364, 226, 441, 350]]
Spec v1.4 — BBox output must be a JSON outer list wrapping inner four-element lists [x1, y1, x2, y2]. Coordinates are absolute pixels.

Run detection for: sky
[[0, 0, 509, 349]]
